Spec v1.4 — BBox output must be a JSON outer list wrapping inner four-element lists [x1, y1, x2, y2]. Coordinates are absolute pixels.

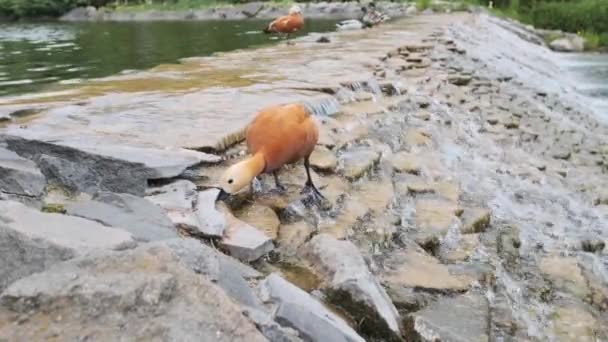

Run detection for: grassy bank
[[477, 0, 608, 50]]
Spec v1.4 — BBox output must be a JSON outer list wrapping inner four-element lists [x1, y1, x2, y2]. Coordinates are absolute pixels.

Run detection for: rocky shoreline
[[60, 1, 419, 22], [1, 11, 607, 342]]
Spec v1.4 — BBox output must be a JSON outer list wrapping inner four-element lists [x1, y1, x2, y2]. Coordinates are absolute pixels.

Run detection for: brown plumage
[[263, 5, 304, 36], [219, 103, 323, 199]]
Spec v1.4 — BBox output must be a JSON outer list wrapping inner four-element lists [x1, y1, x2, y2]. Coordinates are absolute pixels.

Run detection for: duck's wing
[[264, 15, 289, 33]]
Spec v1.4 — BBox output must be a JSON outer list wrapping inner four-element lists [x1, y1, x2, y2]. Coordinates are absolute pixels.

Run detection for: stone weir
[[2, 10, 608, 342]]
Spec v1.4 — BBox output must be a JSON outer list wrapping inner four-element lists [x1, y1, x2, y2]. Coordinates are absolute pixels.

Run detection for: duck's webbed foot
[[273, 171, 287, 194], [301, 157, 327, 207]]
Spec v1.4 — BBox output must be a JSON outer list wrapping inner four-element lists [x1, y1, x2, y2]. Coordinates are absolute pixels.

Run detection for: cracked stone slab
[[0, 146, 46, 197], [0, 200, 135, 291]]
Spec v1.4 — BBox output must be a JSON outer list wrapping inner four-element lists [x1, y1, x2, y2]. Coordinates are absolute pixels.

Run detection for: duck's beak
[[217, 188, 231, 202]]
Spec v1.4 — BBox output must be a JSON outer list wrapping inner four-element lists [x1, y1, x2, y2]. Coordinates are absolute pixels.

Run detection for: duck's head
[[289, 5, 302, 15], [361, 6, 368, 12], [217, 153, 265, 200], [369, 2, 376, 8]]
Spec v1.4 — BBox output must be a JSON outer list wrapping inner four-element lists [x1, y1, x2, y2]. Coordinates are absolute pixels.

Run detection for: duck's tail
[[263, 26, 272, 34]]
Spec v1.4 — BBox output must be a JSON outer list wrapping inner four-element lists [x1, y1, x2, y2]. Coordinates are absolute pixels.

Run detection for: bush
[[416, 0, 431, 10], [530, 0, 608, 33]]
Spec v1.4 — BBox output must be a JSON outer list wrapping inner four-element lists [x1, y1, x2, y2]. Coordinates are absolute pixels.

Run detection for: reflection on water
[[558, 53, 608, 116], [0, 19, 339, 97]]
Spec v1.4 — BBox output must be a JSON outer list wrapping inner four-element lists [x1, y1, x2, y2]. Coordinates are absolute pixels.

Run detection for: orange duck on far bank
[[263, 5, 304, 38], [218, 103, 323, 200]]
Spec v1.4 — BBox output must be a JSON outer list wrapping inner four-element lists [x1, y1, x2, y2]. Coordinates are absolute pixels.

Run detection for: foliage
[[581, 31, 608, 50], [416, 0, 431, 10], [469, 0, 608, 49], [530, 0, 608, 34]]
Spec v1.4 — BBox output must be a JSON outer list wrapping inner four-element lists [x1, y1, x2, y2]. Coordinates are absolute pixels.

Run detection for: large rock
[[339, 147, 381, 181], [258, 273, 365, 342], [0, 243, 267, 342], [0, 200, 135, 291], [382, 246, 474, 292], [539, 256, 590, 300], [549, 36, 585, 52], [152, 238, 264, 310], [241, 2, 264, 17], [0, 147, 46, 197], [65, 191, 178, 242], [220, 206, 274, 262], [303, 234, 401, 340], [405, 294, 489, 342], [4, 136, 218, 196]]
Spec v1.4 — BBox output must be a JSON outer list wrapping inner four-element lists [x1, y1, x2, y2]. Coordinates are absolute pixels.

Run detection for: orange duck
[[263, 5, 304, 38], [218, 103, 323, 200]]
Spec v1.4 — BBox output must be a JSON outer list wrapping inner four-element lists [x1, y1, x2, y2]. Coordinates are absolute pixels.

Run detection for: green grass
[[416, 0, 431, 10], [581, 31, 608, 50]]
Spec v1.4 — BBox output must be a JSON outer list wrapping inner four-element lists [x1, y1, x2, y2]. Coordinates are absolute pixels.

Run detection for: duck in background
[[263, 5, 304, 39], [336, 3, 390, 31], [367, 2, 391, 24]]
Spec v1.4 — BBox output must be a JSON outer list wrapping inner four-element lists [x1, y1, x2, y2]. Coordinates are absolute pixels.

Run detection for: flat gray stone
[[549, 36, 584, 52], [146, 180, 201, 230], [65, 191, 178, 242], [0, 200, 135, 292], [405, 294, 490, 342], [220, 210, 274, 262], [150, 238, 263, 309], [242, 2, 264, 17], [4, 135, 218, 196], [339, 148, 381, 181], [244, 307, 304, 342], [258, 273, 365, 342], [0, 243, 267, 342], [195, 189, 227, 237], [303, 234, 401, 340], [0, 147, 46, 197]]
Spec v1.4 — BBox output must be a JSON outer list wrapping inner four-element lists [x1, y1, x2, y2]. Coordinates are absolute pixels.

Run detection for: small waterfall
[[342, 79, 384, 97], [303, 96, 341, 116]]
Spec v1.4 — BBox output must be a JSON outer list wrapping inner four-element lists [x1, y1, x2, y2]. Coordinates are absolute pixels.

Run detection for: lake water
[[0, 19, 339, 97], [559, 52, 608, 116]]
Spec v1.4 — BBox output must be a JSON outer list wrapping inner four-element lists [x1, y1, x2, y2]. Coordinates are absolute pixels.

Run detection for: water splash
[[303, 96, 341, 116]]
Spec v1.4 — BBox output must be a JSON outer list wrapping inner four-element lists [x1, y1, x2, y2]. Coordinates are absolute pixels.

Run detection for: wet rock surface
[[0, 147, 46, 198], [0, 243, 267, 342], [405, 294, 490, 342], [303, 234, 401, 340], [65, 191, 178, 242], [0, 200, 135, 291], [1, 9, 608, 342], [258, 273, 365, 342]]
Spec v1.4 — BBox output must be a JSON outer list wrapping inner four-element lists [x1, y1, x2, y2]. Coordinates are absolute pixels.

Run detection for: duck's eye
[[228, 179, 234, 184]]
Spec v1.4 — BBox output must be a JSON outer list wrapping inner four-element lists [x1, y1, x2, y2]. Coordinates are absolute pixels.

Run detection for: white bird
[[336, 19, 365, 31]]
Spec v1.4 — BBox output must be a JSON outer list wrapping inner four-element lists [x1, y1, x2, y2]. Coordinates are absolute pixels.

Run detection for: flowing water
[[0, 19, 339, 97], [558, 52, 608, 118]]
